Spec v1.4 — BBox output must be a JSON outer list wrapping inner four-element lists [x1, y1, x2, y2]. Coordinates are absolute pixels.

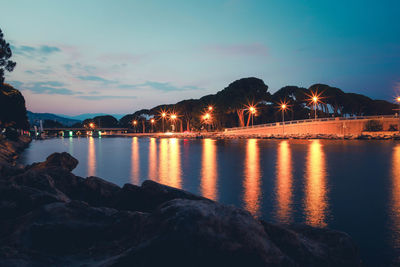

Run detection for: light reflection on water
[[201, 139, 218, 200], [130, 137, 140, 184], [243, 139, 262, 216], [19, 137, 400, 265], [88, 136, 96, 177], [274, 140, 293, 224], [304, 140, 329, 227], [390, 144, 400, 252]]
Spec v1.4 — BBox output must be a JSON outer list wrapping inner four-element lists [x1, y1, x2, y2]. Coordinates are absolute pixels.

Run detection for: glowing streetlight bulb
[[208, 106, 213, 111], [133, 120, 137, 125], [89, 123, 95, 128], [312, 96, 318, 103], [249, 106, 256, 114], [397, 97, 400, 103], [162, 112, 166, 117], [281, 104, 287, 109], [151, 119, 155, 123], [171, 114, 177, 120]]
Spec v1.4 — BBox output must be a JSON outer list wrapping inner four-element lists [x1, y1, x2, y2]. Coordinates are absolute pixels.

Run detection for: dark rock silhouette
[[0, 145, 361, 266]]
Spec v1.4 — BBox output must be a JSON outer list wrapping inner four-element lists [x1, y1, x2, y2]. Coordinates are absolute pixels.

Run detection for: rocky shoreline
[[0, 136, 361, 266]]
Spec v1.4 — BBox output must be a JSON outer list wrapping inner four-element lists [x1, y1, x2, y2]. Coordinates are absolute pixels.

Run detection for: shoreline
[[40, 131, 400, 140]]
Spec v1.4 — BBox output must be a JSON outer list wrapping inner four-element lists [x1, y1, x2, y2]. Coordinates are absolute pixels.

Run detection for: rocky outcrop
[[0, 152, 361, 266]]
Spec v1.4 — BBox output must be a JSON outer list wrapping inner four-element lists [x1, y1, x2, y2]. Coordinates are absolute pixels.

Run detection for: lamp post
[[312, 96, 318, 120], [150, 118, 155, 133], [170, 114, 177, 132], [133, 120, 137, 133], [203, 113, 211, 131], [249, 106, 256, 126], [397, 97, 400, 131], [161, 112, 166, 132], [281, 104, 287, 135]]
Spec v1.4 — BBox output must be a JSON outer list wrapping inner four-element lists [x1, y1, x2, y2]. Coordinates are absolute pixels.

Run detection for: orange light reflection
[[390, 144, 400, 249], [304, 140, 328, 227], [243, 139, 262, 216], [201, 139, 218, 200], [130, 137, 140, 184], [88, 136, 96, 177], [274, 140, 293, 224], [148, 138, 157, 181]]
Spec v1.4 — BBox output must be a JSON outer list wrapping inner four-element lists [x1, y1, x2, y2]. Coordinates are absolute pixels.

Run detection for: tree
[[0, 28, 16, 84], [0, 83, 29, 130]]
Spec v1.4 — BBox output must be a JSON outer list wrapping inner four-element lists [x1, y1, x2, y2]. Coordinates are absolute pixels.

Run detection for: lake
[[19, 137, 400, 266]]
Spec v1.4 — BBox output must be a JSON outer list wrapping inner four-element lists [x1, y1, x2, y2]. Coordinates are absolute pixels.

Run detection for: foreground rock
[[0, 152, 361, 266]]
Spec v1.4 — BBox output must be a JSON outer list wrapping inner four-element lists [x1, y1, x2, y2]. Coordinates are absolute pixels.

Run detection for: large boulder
[[29, 152, 78, 172]]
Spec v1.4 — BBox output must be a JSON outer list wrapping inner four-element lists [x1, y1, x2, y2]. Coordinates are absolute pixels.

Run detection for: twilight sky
[[1, 0, 399, 115]]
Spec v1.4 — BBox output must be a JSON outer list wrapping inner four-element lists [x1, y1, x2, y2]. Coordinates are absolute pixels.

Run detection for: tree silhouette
[[0, 28, 16, 84]]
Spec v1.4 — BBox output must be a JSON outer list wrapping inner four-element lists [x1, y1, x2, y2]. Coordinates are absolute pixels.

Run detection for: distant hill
[[27, 111, 81, 127], [57, 113, 125, 121]]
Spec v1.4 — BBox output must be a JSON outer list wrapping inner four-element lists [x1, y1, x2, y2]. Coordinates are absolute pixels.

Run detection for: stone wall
[[224, 117, 399, 136]]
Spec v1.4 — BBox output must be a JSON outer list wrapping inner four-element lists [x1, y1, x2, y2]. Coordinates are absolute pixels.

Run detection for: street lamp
[[312, 96, 318, 119], [170, 114, 177, 132], [161, 112, 167, 132], [150, 118, 155, 132], [396, 97, 400, 130], [249, 106, 256, 126], [89, 122, 95, 129], [133, 120, 137, 133], [280, 103, 287, 135], [208, 106, 213, 111]]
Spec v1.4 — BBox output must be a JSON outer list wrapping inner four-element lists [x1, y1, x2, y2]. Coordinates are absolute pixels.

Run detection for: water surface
[[19, 137, 400, 266]]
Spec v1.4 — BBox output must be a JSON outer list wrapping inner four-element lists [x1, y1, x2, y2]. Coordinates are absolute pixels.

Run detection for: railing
[[224, 115, 398, 132]]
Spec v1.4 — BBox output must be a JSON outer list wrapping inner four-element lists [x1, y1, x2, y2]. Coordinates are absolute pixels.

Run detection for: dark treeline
[[74, 77, 397, 132]]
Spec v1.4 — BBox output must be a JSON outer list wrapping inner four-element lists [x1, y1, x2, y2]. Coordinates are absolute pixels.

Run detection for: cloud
[[118, 81, 202, 92], [204, 43, 268, 57], [77, 75, 117, 84], [15, 81, 80, 95], [11, 45, 61, 59], [76, 95, 137, 100]]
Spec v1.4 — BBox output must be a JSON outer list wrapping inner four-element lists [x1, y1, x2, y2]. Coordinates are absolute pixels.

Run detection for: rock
[[29, 152, 78, 172], [72, 176, 121, 207], [261, 222, 360, 267], [105, 199, 292, 267], [0, 201, 146, 266]]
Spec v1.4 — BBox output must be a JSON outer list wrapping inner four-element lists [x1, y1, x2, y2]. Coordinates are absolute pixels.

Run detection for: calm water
[[20, 137, 400, 266]]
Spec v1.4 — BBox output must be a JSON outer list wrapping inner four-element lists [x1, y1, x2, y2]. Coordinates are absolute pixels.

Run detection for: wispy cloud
[[77, 75, 117, 84], [13, 81, 80, 95], [11, 45, 61, 60], [118, 81, 202, 92], [76, 95, 137, 100], [204, 43, 268, 57]]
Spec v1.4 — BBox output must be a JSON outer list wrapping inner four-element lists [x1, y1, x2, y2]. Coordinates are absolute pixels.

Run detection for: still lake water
[[19, 137, 400, 266]]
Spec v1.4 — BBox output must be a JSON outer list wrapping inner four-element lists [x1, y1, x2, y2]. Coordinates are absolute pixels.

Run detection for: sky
[[1, 0, 399, 115]]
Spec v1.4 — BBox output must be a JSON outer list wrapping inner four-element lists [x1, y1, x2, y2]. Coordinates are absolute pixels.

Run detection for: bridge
[[36, 128, 130, 137]]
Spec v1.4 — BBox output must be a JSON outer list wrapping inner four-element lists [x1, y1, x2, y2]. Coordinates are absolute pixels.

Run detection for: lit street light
[[312, 96, 318, 119], [161, 112, 167, 132], [150, 118, 155, 132], [133, 120, 137, 133], [279, 102, 288, 135], [208, 106, 213, 111], [249, 106, 256, 126], [89, 122, 95, 129], [170, 114, 177, 132]]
